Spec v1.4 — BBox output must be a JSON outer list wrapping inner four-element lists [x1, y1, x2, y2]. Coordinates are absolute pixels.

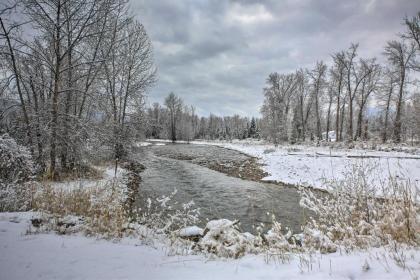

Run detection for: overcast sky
[[132, 0, 419, 117]]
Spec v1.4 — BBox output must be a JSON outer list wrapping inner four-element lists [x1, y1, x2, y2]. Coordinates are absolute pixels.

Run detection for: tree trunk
[[61, 32, 73, 170], [339, 98, 346, 141], [393, 70, 405, 143], [315, 94, 322, 140], [348, 95, 354, 141], [326, 96, 332, 141], [29, 76, 44, 169], [363, 119, 369, 140], [300, 95, 306, 141], [335, 94, 340, 142], [355, 106, 364, 140], [382, 85, 393, 143], [50, 1, 62, 178]]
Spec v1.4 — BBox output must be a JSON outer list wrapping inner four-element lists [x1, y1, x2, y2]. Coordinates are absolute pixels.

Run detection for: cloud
[[132, 0, 419, 117], [226, 3, 274, 25]]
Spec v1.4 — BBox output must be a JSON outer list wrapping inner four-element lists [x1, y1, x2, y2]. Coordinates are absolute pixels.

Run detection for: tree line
[[145, 92, 261, 142], [260, 13, 420, 145], [0, 0, 156, 178]]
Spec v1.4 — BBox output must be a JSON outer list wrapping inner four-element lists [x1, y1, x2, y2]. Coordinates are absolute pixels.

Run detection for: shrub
[[0, 133, 35, 184], [299, 163, 419, 251], [138, 189, 201, 234], [0, 134, 36, 211]]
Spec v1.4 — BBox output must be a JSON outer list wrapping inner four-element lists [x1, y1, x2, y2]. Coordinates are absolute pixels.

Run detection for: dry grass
[[40, 163, 105, 182], [31, 178, 130, 238], [299, 164, 420, 251]]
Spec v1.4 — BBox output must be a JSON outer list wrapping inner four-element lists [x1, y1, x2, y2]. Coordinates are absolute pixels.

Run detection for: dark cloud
[[132, 0, 419, 117]]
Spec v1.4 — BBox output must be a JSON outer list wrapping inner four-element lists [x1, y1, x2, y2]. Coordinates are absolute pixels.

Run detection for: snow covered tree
[[384, 40, 416, 143], [248, 117, 257, 138], [164, 92, 183, 142], [308, 61, 327, 141], [0, 0, 155, 177], [261, 72, 298, 144]]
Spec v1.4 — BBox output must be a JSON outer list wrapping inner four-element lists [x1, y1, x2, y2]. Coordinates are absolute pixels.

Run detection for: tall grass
[[299, 163, 419, 251]]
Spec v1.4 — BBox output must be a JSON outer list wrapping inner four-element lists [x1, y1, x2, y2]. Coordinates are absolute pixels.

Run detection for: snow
[[186, 139, 420, 191], [178, 226, 204, 237], [137, 140, 167, 146], [137, 141, 152, 146], [51, 166, 126, 191], [196, 219, 259, 258], [0, 212, 418, 280]]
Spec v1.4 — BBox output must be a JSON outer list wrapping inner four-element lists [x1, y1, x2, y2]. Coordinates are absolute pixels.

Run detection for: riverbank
[[179, 139, 420, 192], [149, 143, 268, 181]]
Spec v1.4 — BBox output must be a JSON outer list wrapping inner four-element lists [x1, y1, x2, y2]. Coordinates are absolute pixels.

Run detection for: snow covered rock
[[195, 219, 260, 258]]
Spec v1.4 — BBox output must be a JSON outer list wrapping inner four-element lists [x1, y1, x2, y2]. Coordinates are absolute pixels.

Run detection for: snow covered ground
[[50, 166, 126, 192], [1, 212, 418, 280], [1, 141, 419, 279], [186, 139, 420, 191]]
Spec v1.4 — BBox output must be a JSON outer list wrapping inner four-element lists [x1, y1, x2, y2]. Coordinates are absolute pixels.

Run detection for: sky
[[132, 0, 420, 117]]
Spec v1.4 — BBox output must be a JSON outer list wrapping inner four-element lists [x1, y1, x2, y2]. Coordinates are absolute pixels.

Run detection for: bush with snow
[[0, 134, 35, 183], [0, 134, 36, 211], [262, 220, 297, 263], [264, 220, 302, 259]]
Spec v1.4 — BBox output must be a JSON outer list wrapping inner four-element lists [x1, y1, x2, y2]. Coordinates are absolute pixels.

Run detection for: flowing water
[[134, 143, 305, 233]]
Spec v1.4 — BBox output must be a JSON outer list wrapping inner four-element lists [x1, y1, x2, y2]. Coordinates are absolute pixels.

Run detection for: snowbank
[[187, 139, 420, 191], [0, 212, 418, 280]]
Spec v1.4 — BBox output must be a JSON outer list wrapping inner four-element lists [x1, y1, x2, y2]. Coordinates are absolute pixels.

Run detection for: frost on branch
[[138, 190, 201, 234]]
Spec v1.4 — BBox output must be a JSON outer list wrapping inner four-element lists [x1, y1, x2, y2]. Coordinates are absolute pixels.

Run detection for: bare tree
[[101, 12, 156, 158], [261, 72, 298, 144], [331, 51, 346, 141], [308, 61, 327, 141], [164, 92, 182, 142], [354, 59, 380, 140], [0, 4, 34, 155], [341, 44, 374, 141], [325, 81, 334, 141], [384, 40, 416, 143], [404, 12, 420, 51], [378, 68, 397, 143]]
